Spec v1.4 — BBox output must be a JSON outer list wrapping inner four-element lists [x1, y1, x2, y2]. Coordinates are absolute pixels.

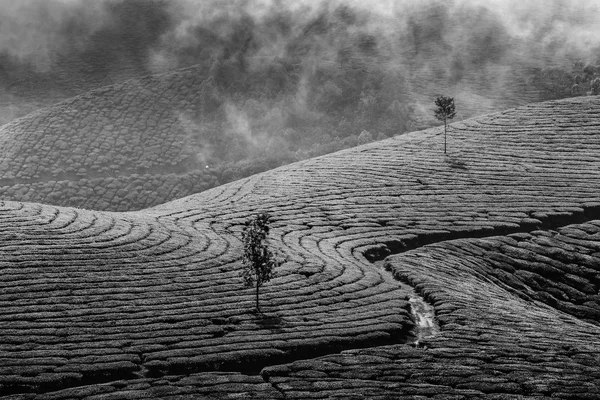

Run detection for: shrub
[[591, 78, 600, 95], [358, 130, 373, 145]]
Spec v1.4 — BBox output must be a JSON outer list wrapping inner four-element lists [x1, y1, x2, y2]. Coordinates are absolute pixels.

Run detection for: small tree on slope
[[241, 213, 280, 313], [434, 96, 457, 154]]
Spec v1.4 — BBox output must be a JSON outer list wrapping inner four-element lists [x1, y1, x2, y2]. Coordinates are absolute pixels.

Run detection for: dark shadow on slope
[[364, 204, 600, 263], [9, 207, 600, 397], [255, 314, 285, 334], [0, 365, 139, 397], [145, 321, 415, 379], [445, 156, 468, 170], [362, 203, 600, 351]]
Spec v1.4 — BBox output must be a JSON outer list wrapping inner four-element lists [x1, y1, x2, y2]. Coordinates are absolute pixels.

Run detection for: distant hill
[[0, 66, 220, 211], [0, 57, 544, 212], [4, 0, 600, 211], [1, 96, 599, 398]]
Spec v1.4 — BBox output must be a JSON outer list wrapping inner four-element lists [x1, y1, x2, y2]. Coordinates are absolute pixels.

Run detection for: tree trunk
[[444, 118, 447, 154], [255, 281, 261, 313]]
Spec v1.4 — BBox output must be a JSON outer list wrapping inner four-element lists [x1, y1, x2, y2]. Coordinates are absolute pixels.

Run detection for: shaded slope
[[0, 201, 414, 394], [0, 66, 220, 211], [444, 226, 600, 325], [265, 223, 600, 398], [0, 2, 561, 213], [0, 56, 543, 213], [1, 96, 600, 398]]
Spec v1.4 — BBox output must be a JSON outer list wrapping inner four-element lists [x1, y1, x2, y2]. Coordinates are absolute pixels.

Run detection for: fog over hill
[[1, 0, 600, 127], [2, 0, 600, 211]]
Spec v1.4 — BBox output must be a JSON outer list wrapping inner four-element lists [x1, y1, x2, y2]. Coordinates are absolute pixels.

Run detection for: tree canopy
[[434, 96, 457, 123], [434, 96, 456, 154], [240, 213, 280, 313]]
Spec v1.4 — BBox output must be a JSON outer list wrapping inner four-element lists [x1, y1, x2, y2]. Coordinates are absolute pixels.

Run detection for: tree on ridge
[[434, 96, 456, 154], [240, 213, 280, 313]]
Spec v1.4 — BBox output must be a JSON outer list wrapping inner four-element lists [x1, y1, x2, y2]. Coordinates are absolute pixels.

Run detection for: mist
[[2, 0, 600, 174], [3, 1, 599, 85]]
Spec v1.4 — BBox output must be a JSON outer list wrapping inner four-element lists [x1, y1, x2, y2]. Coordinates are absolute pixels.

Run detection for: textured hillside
[[265, 224, 600, 398], [1, 96, 600, 398], [0, 66, 220, 211], [1, 0, 563, 215], [0, 60, 542, 213], [0, 53, 539, 211]]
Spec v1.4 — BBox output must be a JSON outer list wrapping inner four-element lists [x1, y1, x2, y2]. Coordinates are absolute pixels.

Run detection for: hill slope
[[1, 96, 600, 398], [0, 66, 220, 211], [0, 59, 542, 213], [3, 0, 581, 213]]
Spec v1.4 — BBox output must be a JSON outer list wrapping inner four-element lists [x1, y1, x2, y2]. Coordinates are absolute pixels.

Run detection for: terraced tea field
[[2, 96, 600, 398], [0, 66, 220, 212], [0, 63, 545, 214]]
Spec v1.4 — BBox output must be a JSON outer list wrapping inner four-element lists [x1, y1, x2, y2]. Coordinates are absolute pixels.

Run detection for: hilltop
[[1, 96, 599, 398], [0, 59, 543, 213], [6, 0, 600, 214]]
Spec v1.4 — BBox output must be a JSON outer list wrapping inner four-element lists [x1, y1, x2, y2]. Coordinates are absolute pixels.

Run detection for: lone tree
[[434, 96, 456, 154], [241, 213, 280, 313]]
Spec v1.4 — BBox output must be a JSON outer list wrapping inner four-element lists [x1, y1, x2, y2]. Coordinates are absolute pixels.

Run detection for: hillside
[[0, 66, 220, 211], [0, 60, 544, 213], [5, 0, 598, 214], [1, 96, 600, 398]]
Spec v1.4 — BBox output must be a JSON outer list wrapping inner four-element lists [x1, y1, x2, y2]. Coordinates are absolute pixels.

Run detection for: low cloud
[[3, 0, 600, 162]]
